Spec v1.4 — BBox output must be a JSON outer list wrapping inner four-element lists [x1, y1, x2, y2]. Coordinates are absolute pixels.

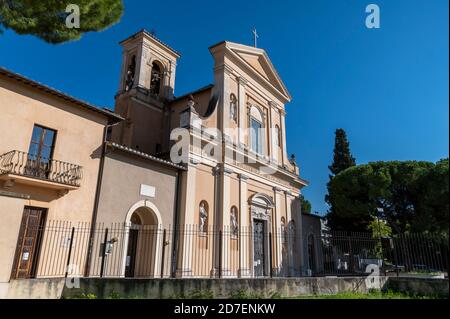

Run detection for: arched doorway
[[122, 201, 163, 278], [248, 193, 274, 277]]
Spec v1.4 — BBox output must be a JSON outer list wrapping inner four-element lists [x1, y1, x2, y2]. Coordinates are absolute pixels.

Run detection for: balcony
[[0, 150, 82, 190]]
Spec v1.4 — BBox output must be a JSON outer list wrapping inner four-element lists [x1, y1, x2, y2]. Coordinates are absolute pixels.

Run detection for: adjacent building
[[0, 67, 122, 282]]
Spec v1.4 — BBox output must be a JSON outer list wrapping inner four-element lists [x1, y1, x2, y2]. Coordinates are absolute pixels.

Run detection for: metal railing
[[304, 231, 449, 277], [0, 150, 82, 187], [10, 221, 449, 279]]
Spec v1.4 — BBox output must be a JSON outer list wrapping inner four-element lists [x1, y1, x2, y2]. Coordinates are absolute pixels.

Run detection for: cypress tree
[[325, 128, 357, 230], [328, 128, 356, 176]]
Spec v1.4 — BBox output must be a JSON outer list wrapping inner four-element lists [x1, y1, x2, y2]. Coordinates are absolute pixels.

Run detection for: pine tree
[[0, 0, 124, 44], [325, 128, 357, 230]]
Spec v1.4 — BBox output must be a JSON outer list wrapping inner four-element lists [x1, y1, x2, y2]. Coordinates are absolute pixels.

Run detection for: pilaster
[[238, 174, 251, 277]]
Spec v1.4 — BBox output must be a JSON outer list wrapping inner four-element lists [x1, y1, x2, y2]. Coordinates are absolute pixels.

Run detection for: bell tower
[[111, 29, 180, 154]]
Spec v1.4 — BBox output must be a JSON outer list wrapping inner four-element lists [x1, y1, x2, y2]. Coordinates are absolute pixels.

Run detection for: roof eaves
[[171, 84, 214, 102], [106, 142, 186, 170], [120, 29, 181, 57], [0, 67, 123, 123]]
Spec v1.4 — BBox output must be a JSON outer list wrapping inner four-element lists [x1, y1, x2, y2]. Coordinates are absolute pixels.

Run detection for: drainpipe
[[171, 168, 183, 278], [83, 122, 118, 277]]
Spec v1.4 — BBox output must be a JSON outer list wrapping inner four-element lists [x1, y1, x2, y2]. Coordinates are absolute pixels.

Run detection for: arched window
[[125, 55, 136, 92], [250, 106, 264, 154], [230, 94, 237, 122], [199, 201, 209, 233], [150, 62, 162, 96], [230, 206, 239, 237]]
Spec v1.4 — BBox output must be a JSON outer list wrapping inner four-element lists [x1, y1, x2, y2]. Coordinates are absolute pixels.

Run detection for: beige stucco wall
[[192, 163, 216, 226], [0, 77, 107, 222], [0, 76, 109, 282], [96, 151, 179, 227], [113, 96, 165, 155], [87, 150, 179, 278], [169, 88, 216, 133], [0, 195, 25, 282], [228, 174, 240, 213]]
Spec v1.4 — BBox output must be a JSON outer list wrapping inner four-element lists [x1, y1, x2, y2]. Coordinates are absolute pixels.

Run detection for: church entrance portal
[[253, 219, 266, 277]]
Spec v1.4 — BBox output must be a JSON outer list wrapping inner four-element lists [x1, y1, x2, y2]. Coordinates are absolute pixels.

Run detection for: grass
[[170, 289, 215, 299], [403, 271, 444, 276], [285, 290, 440, 299], [66, 289, 444, 299]]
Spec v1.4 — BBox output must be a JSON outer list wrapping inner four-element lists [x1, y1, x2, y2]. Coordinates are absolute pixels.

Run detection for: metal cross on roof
[[252, 28, 259, 48]]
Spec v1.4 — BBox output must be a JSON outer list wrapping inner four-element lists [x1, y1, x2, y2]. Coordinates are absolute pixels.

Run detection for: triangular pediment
[[238, 53, 271, 79], [226, 42, 291, 102]]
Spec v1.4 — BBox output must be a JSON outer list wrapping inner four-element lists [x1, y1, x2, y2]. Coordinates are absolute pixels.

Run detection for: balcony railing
[[0, 150, 82, 187]]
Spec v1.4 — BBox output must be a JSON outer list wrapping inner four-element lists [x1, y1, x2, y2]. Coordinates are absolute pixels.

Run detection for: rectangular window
[[250, 119, 263, 154], [28, 125, 56, 162], [25, 125, 57, 178]]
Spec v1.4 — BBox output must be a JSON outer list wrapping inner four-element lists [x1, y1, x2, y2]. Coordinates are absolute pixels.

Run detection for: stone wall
[[385, 277, 449, 298], [0, 278, 65, 299], [2, 277, 448, 299], [62, 277, 389, 299]]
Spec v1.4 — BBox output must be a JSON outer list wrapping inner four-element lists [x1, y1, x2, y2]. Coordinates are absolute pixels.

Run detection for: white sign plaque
[[140, 184, 156, 198]]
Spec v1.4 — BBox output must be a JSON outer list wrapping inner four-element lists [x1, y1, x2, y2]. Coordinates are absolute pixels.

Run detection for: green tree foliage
[[367, 218, 392, 259], [327, 128, 356, 176], [299, 194, 312, 214], [367, 218, 392, 238], [411, 158, 449, 234], [327, 160, 449, 234], [0, 0, 124, 44], [325, 128, 357, 230]]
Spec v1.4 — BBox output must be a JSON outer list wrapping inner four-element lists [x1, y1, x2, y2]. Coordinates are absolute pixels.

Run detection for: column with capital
[[176, 161, 197, 277], [267, 102, 274, 161], [273, 187, 283, 275], [279, 109, 288, 167], [135, 45, 146, 89], [167, 60, 177, 99], [214, 64, 233, 133], [269, 101, 280, 163], [238, 174, 251, 277], [219, 166, 233, 277], [237, 77, 247, 148]]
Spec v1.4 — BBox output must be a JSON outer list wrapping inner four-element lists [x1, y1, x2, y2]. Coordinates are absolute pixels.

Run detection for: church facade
[[103, 30, 310, 278], [0, 30, 314, 286]]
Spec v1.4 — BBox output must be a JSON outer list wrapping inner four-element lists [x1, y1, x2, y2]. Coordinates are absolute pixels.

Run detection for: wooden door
[[13, 207, 47, 279]]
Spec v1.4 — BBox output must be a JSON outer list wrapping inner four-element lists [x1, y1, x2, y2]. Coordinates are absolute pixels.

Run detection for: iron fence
[[304, 231, 449, 276], [10, 220, 449, 280]]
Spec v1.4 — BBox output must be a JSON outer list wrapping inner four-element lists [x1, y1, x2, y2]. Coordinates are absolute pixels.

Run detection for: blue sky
[[0, 0, 448, 215]]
